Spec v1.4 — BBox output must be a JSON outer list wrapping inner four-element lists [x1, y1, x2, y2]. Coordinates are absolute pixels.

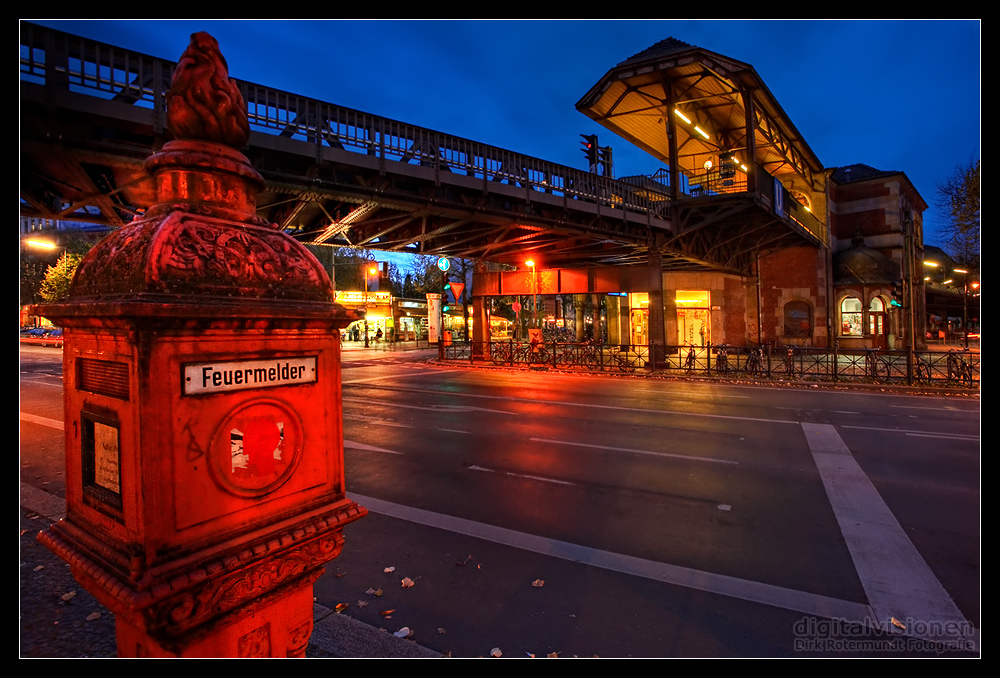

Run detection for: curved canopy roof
[[576, 38, 825, 191]]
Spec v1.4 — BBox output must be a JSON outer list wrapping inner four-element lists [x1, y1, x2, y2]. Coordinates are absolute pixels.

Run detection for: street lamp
[[363, 261, 378, 348], [953, 268, 979, 349]]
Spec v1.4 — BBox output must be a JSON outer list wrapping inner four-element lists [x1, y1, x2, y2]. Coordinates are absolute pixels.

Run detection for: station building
[[473, 38, 927, 351]]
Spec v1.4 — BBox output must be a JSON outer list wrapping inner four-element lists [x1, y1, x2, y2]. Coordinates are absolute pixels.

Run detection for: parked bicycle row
[[439, 340, 980, 387]]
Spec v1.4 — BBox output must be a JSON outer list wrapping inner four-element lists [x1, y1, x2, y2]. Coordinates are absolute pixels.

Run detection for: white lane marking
[[346, 396, 511, 416], [343, 369, 459, 385], [801, 423, 971, 643], [362, 385, 799, 426], [468, 465, 575, 486], [19, 413, 64, 430], [344, 414, 415, 429], [530, 437, 739, 465], [343, 440, 403, 455], [349, 493, 870, 623], [842, 425, 980, 440]]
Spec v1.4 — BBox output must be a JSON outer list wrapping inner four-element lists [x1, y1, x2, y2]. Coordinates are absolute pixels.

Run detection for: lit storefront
[[676, 290, 710, 347], [335, 290, 391, 342], [393, 298, 428, 341]]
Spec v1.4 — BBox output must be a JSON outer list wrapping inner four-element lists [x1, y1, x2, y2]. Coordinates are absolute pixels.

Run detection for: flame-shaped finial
[[166, 32, 250, 148]]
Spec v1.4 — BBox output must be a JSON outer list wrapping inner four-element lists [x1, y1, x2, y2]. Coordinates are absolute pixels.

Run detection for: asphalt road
[[20, 344, 980, 657]]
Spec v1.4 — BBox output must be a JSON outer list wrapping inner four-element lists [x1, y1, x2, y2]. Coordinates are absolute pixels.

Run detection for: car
[[19, 327, 63, 348]]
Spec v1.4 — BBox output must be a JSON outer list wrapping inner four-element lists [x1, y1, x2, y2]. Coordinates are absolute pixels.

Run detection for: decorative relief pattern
[[142, 533, 346, 638], [70, 213, 331, 301]]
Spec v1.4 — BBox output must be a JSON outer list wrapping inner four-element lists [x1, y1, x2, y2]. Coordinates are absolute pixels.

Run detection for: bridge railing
[[20, 23, 670, 221], [241, 81, 668, 218], [20, 22, 666, 216]]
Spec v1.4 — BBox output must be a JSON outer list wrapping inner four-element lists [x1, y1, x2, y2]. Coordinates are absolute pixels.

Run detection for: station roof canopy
[[576, 38, 825, 189]]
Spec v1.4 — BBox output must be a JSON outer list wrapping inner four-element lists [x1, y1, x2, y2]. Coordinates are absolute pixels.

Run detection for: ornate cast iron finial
[[167, 32, 250, 148]]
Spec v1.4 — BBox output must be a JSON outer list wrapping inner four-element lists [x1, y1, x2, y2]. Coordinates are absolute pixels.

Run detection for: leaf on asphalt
[[86, 612, 102, 621], [334, 602, 349, 613], [33, 565, 44, 572], [357, 600, 368, 608], [456, 555, 473, 566], [401, 577, 415, 588], [384, 566, 395, 573], [366, 587, 384, 597], [891, 617, 906, 630], [437, 628, 446, 635], [61, 591, 76, 602], [490, 647, 502, 657], [547, 652, 560, 658], [393, 627, 412, 639], [379, 609, 395, 617], [532, 579, 545, 588]]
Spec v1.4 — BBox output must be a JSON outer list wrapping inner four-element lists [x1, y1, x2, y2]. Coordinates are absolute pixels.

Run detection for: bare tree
[[935, 159, 980, 268]]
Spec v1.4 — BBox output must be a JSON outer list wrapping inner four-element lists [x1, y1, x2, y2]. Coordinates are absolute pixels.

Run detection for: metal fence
[[439, 341, 980, 388]]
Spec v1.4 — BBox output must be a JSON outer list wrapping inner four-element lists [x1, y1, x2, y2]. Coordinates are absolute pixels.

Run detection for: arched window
[[841, 297, 863, 336], [783, 301, 812, 337]]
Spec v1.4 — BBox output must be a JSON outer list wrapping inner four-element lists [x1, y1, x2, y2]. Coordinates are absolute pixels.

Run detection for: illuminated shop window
[[841, 297, 863, 336], [676, 290, 710, 346], [869, 297, 885, 335], [783, 301, 812, 337]]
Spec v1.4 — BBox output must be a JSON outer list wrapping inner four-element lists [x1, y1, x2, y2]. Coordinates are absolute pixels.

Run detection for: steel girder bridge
[[20, 23, 825, 276]]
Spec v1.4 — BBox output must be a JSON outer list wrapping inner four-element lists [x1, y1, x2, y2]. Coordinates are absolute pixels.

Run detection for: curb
[[19, 484, 441, 659]]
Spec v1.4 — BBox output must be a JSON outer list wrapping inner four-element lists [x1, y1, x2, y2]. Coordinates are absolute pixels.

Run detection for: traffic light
[[580, 134, 598, 172], [598, 145, 614, 178], [890, 280, 904, 307], [443, 279, 452, 312]]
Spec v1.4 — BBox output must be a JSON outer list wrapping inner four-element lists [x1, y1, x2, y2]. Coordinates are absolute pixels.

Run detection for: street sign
[[437, 257, 450, 272]]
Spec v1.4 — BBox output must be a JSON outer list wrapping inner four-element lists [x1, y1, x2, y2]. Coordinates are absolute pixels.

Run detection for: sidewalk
[[19, 483, 440, 658]]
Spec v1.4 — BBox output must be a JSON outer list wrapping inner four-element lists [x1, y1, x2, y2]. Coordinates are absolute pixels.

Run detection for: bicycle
[[490, 341, 514, 365], [947, 350, 974, 387], [684, 345, 697, 373], [610, 346, 639, 372], [783, 346, 796, 377], [913, 355, 933, 385], [744, 346, 765, 377], [715, 344, 730, 374]]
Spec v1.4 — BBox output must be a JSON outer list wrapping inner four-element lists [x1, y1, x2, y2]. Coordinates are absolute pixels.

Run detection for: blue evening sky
[[29, 19, 980, 254]]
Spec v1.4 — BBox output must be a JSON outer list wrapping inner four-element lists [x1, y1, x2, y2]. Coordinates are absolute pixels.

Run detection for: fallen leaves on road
[[334, 602, 349, 613], [366, 587, 384, 597], [394, 627, 412, 639], [384, 566, 395, 573], [490, 647, 502, 657], [891, 617, 906, 630], [532, 579, 545, 588], [86, 612, 102, 621], [401, 577, 415, 588], [60, 591, 76, 602], [379, 609, 395, 617]]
